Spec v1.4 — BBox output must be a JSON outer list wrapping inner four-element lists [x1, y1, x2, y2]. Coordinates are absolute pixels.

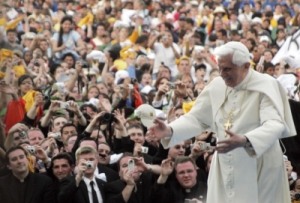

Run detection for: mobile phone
[[128, 159, 135, 171]]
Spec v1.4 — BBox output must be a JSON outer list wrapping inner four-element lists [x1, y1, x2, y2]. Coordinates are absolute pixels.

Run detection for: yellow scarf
[[182, 101, 195, 114], [22, 90, 37, 112]]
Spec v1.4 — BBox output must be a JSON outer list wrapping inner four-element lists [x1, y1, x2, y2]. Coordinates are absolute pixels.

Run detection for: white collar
[[232, 69, 252, 91], [83, 176, 97, 187]]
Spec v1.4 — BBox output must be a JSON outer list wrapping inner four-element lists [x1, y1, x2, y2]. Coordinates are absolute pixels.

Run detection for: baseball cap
[[259, 35, 270, 43], [134, 104, 156, 127], [114, 70, 129, 84]]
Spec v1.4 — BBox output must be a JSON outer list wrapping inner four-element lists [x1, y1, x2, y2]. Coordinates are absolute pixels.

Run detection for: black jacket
[[97, 164, 119, 183], [105, 173, 154, 203], [58, 176, 106, 203], [0, 172, 55, 203], [150, 180, 207, 203]]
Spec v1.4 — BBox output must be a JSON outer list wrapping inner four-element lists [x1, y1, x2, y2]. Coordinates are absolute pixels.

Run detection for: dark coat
[[58, 176, 106, 203], [0, 172, 55, 203]]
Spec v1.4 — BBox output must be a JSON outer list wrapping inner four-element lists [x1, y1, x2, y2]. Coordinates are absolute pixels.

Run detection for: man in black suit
[[58, 145, 106, 203], [150, 157, 207, 203], [105, 153, 162, 203], [0, 146, 55, 203]]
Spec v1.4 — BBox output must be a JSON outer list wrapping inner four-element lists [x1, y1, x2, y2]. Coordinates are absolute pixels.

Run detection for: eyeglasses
[[174, 145, 186, 150], [21, 82, 33, 85]]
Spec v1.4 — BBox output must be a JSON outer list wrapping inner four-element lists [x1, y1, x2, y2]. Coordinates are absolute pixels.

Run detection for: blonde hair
[[75, 146, 97, 161]]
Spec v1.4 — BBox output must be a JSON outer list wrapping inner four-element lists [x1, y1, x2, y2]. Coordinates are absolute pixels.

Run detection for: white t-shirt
[[52, 30, 81, 59], [153, 42, 180, 77]]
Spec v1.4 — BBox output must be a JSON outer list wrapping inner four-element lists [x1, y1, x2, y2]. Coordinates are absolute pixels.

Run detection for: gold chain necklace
[[221, 71, 253, 137]]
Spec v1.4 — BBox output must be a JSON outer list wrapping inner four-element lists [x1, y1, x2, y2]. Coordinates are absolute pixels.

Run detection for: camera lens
[[131, 78, 138, 84], [103, 113, 113, 122]]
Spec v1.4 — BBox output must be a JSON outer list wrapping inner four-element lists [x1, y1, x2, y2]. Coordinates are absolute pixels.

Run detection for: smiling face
[[218, 54, 249, 87], [53, 158, 73, 180], [168, 142, 185, 160], [128, 127, 145, 145], [8, 149, 29, 175], [19, 77, 33, 96], [175, 161, 197, 189]]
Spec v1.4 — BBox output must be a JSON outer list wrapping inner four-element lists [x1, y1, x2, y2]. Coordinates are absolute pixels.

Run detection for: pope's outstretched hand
[[147, 118, 173, 140]]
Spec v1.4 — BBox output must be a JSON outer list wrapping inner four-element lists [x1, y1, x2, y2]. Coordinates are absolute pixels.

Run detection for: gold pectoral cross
[[224, 119, 232, 137]]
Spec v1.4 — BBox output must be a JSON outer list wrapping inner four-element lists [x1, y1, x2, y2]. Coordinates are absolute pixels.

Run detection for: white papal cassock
[[161, 69, 296, 203]]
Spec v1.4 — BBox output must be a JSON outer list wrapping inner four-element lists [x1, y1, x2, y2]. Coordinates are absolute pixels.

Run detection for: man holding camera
[[58, 146, 106, 203], [105, 153, 161, 203]]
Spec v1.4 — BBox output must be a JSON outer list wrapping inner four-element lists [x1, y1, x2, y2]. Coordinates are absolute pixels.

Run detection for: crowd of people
[[0, 0, 300, 202]]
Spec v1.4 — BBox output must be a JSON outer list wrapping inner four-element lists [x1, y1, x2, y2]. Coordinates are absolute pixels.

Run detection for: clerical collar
[[233, 68, 253, 91], [13, 172, 31, 183]]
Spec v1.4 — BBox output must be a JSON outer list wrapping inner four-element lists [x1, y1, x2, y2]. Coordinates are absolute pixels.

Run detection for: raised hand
[[132, 157, 148, 172], [190, 141, 206, 159], [114, 108, 127, 125], [147, 118, 172, 140], [0, 83, 17, 95], [174, 81, 187, 99], [167, 107, 176, 124], [123, 169, 135, 186], [160, 158, 174, 177], [34, 92, 44, 107], [113, 112, 126, 131], [48, 100, 62, 114], [33, 145, 49, 162]]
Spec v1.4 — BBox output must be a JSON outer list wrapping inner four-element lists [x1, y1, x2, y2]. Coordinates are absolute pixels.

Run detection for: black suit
[[97, 164, 119, 183], [105, 173, 154, 203], [58, 176, 106, 203], [150, 180, 207, 203], [0, 172, 55, 203]]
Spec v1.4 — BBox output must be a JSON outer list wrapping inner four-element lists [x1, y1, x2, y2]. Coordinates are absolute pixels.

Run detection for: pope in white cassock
[[148, 42, 296, 203]]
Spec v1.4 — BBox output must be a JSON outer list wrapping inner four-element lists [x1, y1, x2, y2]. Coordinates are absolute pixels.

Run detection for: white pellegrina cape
[[162, 68, 296, 203]]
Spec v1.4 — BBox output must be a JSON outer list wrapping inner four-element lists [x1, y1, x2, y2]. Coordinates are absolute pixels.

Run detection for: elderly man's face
[[218, 55, 249, 87]]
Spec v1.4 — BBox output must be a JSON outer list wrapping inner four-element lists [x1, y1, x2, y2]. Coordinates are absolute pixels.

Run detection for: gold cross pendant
[[224, 119, 232, 137]]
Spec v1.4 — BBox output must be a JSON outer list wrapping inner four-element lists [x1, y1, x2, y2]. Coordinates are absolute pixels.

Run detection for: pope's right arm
[[161, 87, 213, 149]]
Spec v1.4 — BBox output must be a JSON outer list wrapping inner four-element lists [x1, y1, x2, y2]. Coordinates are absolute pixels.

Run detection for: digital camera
[[27, 146, 36, 154], [295, 193, 300, 200], [49, 132, 61, 140], [200, 143, 211, 151], [168, 83, 177, 89], [102, 113, 115, 124], [86, 161, 94, 169], [19, 131, 27, 138], [60, 102, 70, 109], [141, 146, 149, 154]]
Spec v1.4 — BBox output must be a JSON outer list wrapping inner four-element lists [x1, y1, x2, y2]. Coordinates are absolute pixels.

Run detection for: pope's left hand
[[216, 130, 247, 153]]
